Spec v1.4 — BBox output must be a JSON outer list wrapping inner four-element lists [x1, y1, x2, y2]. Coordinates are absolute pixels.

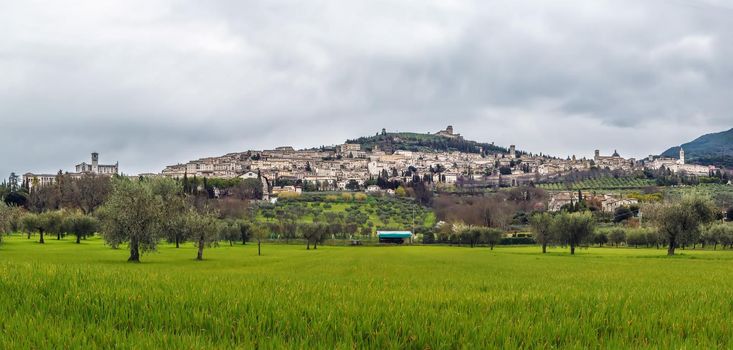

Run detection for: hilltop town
[[157, 126, 716, 191], [19, 125, 725, 215]]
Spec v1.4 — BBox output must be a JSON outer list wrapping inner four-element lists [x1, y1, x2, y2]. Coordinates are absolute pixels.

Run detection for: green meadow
[[1, 236, 733, 349]]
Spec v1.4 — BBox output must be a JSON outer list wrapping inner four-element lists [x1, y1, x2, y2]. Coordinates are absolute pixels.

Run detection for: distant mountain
[[345, 130, 509, 155], [661, 128, 733, 168]]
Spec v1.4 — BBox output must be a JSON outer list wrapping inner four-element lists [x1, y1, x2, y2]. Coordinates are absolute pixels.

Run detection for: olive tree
[[251, 223, 268, 256], [0, 204, 25, 242], [529, 212, 554, 253], [705, 223, 733, 250], [649, 196, 717, 256], [551, 211, 595, 255], [220, 221, 241, 246], [608, 229, 626, 247], [238, 220, 252, 245], [151, 178, 188, 248], [63, 212, 99, 244], [21, 211, 62, 243], [481, 227, 502, 250], [97, 179, 163, 262], [301, 222, 327, 250], [185, 210, 220, 261]]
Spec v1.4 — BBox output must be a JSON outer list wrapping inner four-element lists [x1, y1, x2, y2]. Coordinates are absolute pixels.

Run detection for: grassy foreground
[[1, 237, 732, 349]]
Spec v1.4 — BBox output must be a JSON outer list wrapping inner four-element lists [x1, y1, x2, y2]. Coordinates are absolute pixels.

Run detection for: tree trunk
[[175, 236, 180, 248], [570, 243, 575, 255], [667, 240, 676, 256], [76, 234, 81, 244], [128, 239, 140, 262], [542, 243, 547, 254], [314, 240, 318, 250], [490, 244, 494, 251], [27, 231, 31, 239], [714, 243, 718, 250], [196, 239, 204, 260], [307, 241, 310, 250], [57, 233, 61, 240], [39, 230, 45, 244], [257, 239, 261, 256], [242, 234, 246, 245]]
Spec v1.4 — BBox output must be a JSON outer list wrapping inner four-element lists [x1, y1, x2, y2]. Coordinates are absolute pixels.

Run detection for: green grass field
[[1, 236, 733, 349]]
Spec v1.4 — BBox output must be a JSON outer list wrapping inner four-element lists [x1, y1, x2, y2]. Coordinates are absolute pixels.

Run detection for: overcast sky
[[2, 0, 732, 176]]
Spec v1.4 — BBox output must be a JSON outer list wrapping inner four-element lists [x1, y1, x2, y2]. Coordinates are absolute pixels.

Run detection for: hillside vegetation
[[537, 177, 655, 191], [661, 127, 733, 167], [256, 194, 435, 235], [346, 132, 507, 154]]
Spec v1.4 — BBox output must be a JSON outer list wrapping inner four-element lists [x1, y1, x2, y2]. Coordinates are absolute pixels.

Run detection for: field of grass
[[1, 236, 733, 348], [537, 177, 656, 191]]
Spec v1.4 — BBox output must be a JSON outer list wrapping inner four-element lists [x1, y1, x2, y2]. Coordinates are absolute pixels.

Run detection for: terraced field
[[537, 177, 656, 191]]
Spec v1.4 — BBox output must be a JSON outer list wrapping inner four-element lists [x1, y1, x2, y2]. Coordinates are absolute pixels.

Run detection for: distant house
[[365, 185, 381, 193], [601, 197, 638, 213], [239, 171, 259, 180]]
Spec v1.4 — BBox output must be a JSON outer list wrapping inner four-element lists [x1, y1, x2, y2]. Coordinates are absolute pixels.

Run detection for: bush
[[278, 192, 300, 200], [499, 237, 536, 245]]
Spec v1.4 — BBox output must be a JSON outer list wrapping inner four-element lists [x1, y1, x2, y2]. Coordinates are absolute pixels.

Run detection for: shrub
[[278, 192, 300, 200]]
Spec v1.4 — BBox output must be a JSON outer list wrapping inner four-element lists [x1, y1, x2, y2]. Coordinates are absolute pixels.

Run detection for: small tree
[[251, 223, 268, 256], [22, 212, 49, 243], [481, 228, 502, 250], [460, 227, 482, 248], [302, 222, 327, 250], [705, 223, 733, 250], [63, 213, 99, 244], [238, 221, 252, 245], [552, 212, 595, 255], [608, 229, 626, 247], [0, 204, 25, 243], [44, 211, 64, 240], [186, 210, 220, 261], [97, 179, 162, 262], [593, 232, 609, 247], [220, 222, 240, 246], [529, 212, 554, 253]]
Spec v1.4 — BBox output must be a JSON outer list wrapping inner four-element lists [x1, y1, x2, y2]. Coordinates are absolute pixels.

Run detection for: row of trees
[[589, 224, 733, 250], [530, 195, 720, 256]]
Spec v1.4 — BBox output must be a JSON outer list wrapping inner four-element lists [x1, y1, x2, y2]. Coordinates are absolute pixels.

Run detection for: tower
[[446, 125, 453, 135], [594, 150, 600, 161], [678, 147, 685, 165], [92, 152, 99, 173], [509, 145, 516, 158]]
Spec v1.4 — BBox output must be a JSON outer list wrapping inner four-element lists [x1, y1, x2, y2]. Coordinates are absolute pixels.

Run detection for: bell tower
[[678, 147, 685, 165], [92, 152, 99, 173]]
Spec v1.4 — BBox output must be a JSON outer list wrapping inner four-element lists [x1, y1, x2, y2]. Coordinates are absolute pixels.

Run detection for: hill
[[346, 131, 508, 155], [661, 128, 733, 168]]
